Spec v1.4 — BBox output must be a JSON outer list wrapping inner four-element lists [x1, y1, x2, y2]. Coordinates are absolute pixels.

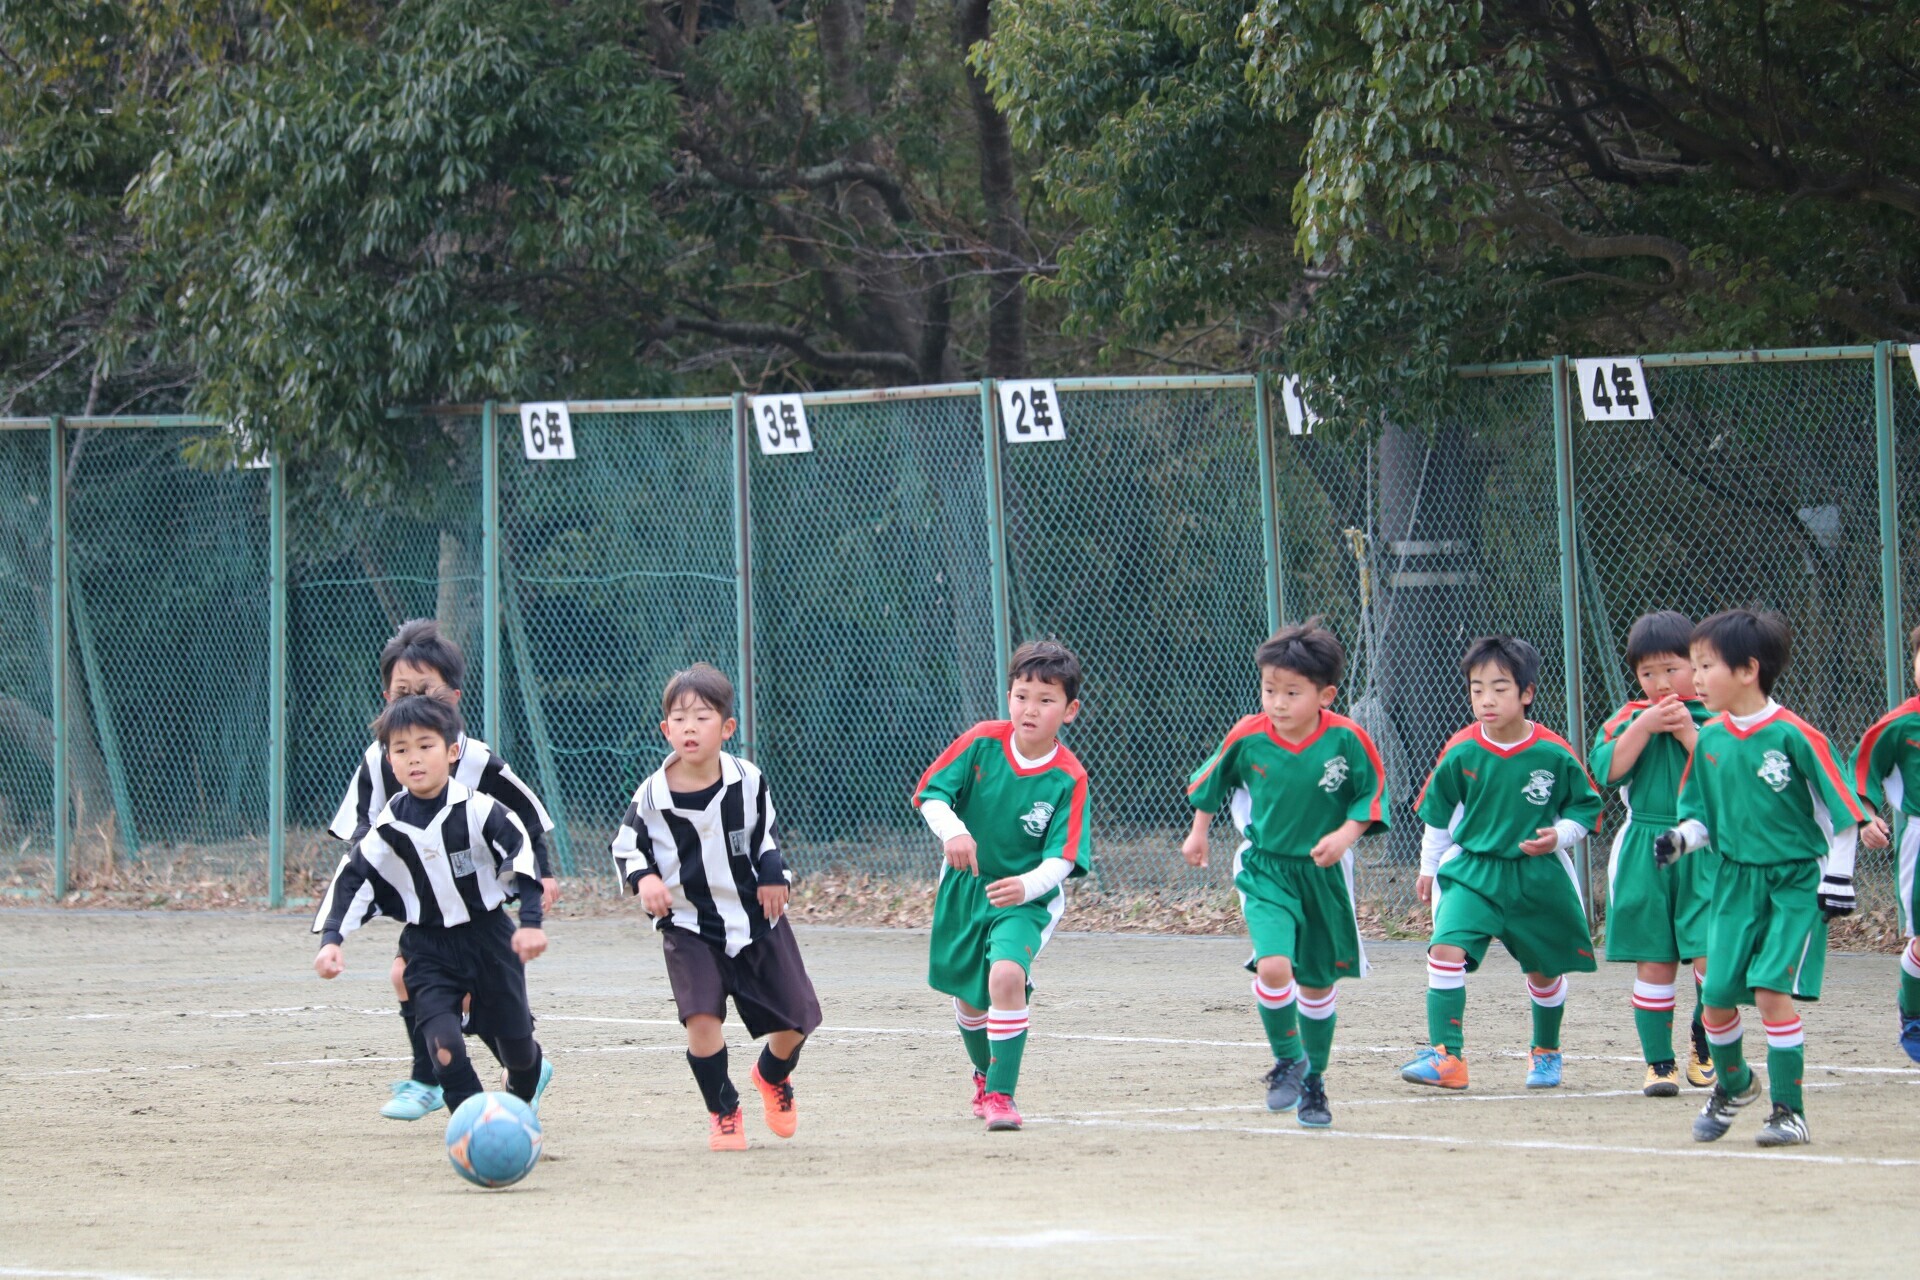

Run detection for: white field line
[[1051, 1079, 1868, 1117], [0, 1268, 185, 1280]]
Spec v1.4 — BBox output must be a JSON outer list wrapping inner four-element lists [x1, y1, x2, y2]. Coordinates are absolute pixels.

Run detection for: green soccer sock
[[1300, 1011, 1336, 1075], [1254, 978, 1304, 1061], [1692, 970, 1707, 1037], [1704, 1012, 1752, 1094], [984, 1006, 1029, 1095], [1631, 980, 1678, 1064], [1901, 942, 1920, 1017], [1767, 1043, 1805, 1112], [1427, 986, 1467, 1056], [954, 1002, 992, 1073], [1528, 976, 1567, 1051]]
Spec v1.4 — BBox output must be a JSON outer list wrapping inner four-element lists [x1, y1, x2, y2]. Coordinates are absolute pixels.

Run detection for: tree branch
[[668, 316, 921, 378]]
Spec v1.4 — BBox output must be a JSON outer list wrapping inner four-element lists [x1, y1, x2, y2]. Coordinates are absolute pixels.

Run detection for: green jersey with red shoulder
[[1417, 722, 1604, 857], [1852, 696, 1920, 818], [1678, 705, 1865, 866], [1588, 697, 1715, 825], [1186, 710, 1390, 856], [912, 720, 1091, 883]]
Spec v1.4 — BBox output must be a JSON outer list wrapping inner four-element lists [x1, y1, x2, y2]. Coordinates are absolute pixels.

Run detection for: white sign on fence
[[750, 395, 814, 455], [998, 380, 1065, 443], [519, 403, 576, 460], [1279, 376, 1321, 436], [1573, 357, 1654, 421]]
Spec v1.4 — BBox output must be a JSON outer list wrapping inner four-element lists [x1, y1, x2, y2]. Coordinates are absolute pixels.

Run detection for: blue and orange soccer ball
[[445, 1092, 543, 1188]]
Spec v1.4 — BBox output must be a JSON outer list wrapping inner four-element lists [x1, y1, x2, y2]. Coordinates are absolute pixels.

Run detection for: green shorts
[[927, 866, 1064, 1010], [1604, 821, 1718, 963], [1430, 850, 1597, 977], [1234, 848, 1368, 987], [1701, 858, 1826, 1006]]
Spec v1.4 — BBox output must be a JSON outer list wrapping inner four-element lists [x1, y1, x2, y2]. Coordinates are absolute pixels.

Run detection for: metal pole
[[1875, 342, 1905, 712], [267, 450, 287, 907], [48, 415, 68, 898], [978, 380, 1012, 712], [1253, 374, 1285, 632], [1550, 357, 1593, 921], [480, 401, 501, 744], [732, 392, 756, 760]]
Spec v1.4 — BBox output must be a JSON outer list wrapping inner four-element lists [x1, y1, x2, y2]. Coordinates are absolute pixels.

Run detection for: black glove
[[1653, 828, 1685, 868], [1817, 872, 1855, 920]]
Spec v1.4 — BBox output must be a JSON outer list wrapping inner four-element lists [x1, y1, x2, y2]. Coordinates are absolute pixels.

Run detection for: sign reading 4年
[[998, 380, 1064, 443], [1574, 358, 1654, 422], [519, 403, 576, 460], [751, 395, 813, 456]]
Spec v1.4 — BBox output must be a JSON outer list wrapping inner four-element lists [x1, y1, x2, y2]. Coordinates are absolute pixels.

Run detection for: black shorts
[[399, 910, 534, 1043], [660, 919, 823, 1040]]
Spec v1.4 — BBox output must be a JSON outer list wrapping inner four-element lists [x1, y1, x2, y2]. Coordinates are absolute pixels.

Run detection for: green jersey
[[1186, 710, 1390, 856], [1852, 696, 1920, 818], [1677, 703, 1864, 866], [913, 720, 1092, 883], [1588, 698, 1715, 826], [1417, 722, 1604, 857]]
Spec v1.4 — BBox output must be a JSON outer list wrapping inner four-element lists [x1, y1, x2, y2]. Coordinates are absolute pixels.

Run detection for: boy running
[[1589, 611, 1719, 1095], [914, 640, 1092, 1133], [1854, 625, 1920, 1064], [1183, 620, 1388, 1127], [1402, 636, 1604, 1092], [1655, 609, 1864, 1146]]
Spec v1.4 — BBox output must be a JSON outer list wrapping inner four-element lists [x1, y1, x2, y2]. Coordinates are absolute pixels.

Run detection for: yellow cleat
[[1643, 1060, 1681, 1097], [1686, 1043, 1717, 1089]]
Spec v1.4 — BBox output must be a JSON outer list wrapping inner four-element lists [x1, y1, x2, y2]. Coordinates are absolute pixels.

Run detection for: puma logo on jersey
[[1318, 757, 1349, 793], [1250, 764, 1267, 777], [1758, 750, 1792, 792], [1019, 801, 1055, 838], [1521, 769, 1555, 805]]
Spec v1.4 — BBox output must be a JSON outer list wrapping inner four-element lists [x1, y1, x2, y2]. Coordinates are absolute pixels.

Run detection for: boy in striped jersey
[[319, 619, 558, 1122], [612, 664, 820, 1152], [1589, 611, 1719, 1096], [1402, 636, 1604, 1092], [1183, 620, 1388, 1127], [915, 640, 1092, 1133], [1655, 610, 1864, 1147], [313, 696, 550, 1118], [1850, 625, 1920, 1064]]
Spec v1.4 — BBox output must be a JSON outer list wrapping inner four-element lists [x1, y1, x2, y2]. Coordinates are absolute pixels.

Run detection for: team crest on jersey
[[728, 830, 748, 860], [1019, 801, 1055, 838], [1758, 750, 1793, 793], [1318, 757, 1349, 793], [1521, 770, 1555, 805]]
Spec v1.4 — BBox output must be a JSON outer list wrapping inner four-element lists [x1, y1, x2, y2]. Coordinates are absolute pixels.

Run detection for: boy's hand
[[1518, 827, 1558, 856], [1308, 832, 1350, 868], [1181, 829, 1209, 868], [758, 883, 790, 922], [1645, 696, 1693, 735], [512, 927, 548, 963], [984, 876, 1027, 907], [542, 876, 560, 906], [1652, 828, 1685, 867], [1416, 874, 1435, 905], [636, 873, 674, 917], [944, 833, 980, 876], [1862, 815, 1892, 850], [313, 944, 344, 979]]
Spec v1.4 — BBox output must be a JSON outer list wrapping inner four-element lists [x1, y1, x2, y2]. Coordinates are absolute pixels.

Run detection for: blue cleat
[[530, 1056, 555, 1117], [379, 1079, 444, 1121], [1399, 1046, 1468, 1090], [1525, 1048, 1563, 1089], [1900, 1010, 1920, 1065]]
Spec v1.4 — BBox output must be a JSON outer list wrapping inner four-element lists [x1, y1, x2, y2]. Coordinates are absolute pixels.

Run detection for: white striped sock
[[1297, 990, 1337, 1021], [953, 998, 989, 1032], [1251, 977, 1297, 1010], [1902, 941, 1920, 980], [1527, 976, 1568, 1009], [1427, 956, 1468, 990], [1704, 1012, 1743, 1046], [1763, 1017, 1805, 1050], [1631, 980, 1677, 1012], [986, 1006, 1029, 1042]]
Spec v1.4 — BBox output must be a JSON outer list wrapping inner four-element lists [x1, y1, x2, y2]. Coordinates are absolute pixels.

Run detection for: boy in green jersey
[[1183, 619, 1388, 1128], [1589, 611, 1719, 1096], [1854, 625, 1920, 1065], [1655, 610, 1864, 1147], [1402, 636, 1604, 1093], [914, 640, 1092, 1133]]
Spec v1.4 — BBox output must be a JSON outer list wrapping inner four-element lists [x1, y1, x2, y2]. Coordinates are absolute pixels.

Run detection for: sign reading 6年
[[519, 403, 576, 460]]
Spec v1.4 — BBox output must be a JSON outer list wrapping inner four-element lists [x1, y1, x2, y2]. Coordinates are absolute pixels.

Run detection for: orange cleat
[[982, 1091, 1022, 1132], [971, 1070, 988, 1119], [709, 1107, 749, 1151], [750, 1064, 798, 1139], [1399, 1046, 1469, 1090]]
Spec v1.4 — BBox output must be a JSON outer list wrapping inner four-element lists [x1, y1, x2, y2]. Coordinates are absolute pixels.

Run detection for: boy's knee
[[495, 1036, 539, 1072], [987, 960, 1027, 1003], [389, 955, 409, 1000], [1254, 955, 1295, 987], [421, 1014, 468, 1068], [1428, 943, 1468, 964]]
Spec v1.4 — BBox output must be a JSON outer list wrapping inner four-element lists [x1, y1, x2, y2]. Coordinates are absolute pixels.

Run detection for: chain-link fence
[[2, 345, 1915, 923]]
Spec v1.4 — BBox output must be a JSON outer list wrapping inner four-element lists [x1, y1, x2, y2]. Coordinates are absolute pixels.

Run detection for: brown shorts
[[659, 918, 823, 1040]]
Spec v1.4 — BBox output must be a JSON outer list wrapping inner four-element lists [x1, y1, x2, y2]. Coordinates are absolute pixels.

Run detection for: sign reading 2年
[[998, 380, 1064, 443]]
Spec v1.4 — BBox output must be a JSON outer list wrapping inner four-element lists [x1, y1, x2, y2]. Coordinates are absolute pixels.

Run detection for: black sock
[[757, 1038, 803, 1086], [688, 1047, 739, 1115], [400, 1001, 434, 1085], [421, 1012, 484, 1113], [499, 1037, 543, 1103]]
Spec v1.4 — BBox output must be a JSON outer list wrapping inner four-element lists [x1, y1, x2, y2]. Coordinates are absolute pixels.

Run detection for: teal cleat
[[1525, 1049, 1563, 1089], [531, 1056, 555, 1117], [380, 1079, 445, 1121]]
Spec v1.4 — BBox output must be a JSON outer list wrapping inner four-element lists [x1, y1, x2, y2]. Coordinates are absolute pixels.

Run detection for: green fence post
[[481, 401, 502, 744], [732, 392, 756, 760], [267, 449, 287, 907], [1253, 374, 1285, 632], [1875, 342, 1905, 712], [978, 379, 1012, 712], [48, 415, 68, 898], [1550, 357, 1593, 921]]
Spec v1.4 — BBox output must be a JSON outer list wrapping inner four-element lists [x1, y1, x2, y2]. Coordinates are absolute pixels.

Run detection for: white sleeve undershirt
[[1551, 819, 1589, 851], [1016, 857, 1074, 902], [1420, 824, 1457, 876], [1824, 827, 1858, 880], [920, 798, 970, 844]]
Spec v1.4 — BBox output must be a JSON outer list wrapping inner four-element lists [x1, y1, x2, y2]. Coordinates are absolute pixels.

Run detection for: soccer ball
[[444, 1091, 543, 1188]]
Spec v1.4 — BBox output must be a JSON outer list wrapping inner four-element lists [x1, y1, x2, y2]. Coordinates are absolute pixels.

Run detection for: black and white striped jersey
[[611, 752, 787, 957], [313, 781, 537, 943], [328, 734, 555, 879]]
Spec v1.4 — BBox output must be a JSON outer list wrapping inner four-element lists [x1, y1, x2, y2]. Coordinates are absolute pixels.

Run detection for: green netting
[[286, 416, 485, 885], [747, 393, 998, 877], [64, 427, 271, 879], [0, 428, 52, 887], [499, 407, 739, 879], [1000, 386, 1268, 891]]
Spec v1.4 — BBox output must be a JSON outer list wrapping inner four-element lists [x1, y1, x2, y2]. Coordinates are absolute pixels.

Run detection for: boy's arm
[[916, 732, 981, 872], [1591, 706, 1651, 786], [482, 803, 547, 960], [1793, 727, 1867, 915], [1184, 730, 1242, 817], [1342, 727, 1391, 834], [327, 752, 378, 846], [313, 844, 376, 946], [749, 771, 788, 886], [611, 793, 662, 893], [1852, 708, 1909, 812], [992, 773, 1092, 906], [478, 754, 556, 879]]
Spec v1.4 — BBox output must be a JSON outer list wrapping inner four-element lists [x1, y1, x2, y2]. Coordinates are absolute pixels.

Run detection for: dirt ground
[[3, 911, 1916, 1279]]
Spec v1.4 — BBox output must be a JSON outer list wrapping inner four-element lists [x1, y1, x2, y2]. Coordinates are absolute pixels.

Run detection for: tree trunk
[[959, 0, 1028, 378]]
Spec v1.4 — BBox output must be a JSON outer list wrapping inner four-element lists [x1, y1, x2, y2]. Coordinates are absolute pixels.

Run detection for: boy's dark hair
[[1009, 639, 1082, 702], [662, 663, 735, 719], [1459, 635, 1541, 697], [1692, 610, 1791, 694], [1256, 617, 1345, 689], [1625, 610, 1695, 668], [1909, 623, 1920, 655], [372, 693, 464, 746], [378, 618, 467, 692]]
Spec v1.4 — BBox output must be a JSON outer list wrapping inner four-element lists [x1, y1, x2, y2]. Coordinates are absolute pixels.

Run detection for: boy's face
[[386, 726, 460, 797], [1008, 675, 1078, 752], [1911, 646, 1919, 695], [1689, 640, 1759, 713], [661, 694, 735, 766], [386, 658, 461, 708], [1467, 660, 1533, 731], [1260, 665, 1335, 738], [1634, 652, 1696, 702]]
